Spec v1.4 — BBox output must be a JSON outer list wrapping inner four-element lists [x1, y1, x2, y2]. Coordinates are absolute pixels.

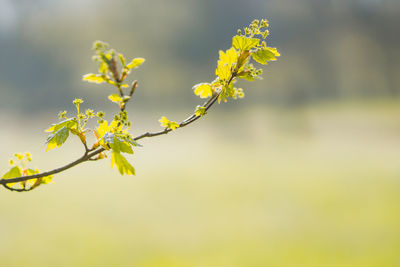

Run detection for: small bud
[[73, 98, 83, 106], [15, 153, 24, 160], [85, 109, 95, 118], [262, 30, 269, 39], [58, 110, 67, 119], [97, 111, 105, 118], [261, 19, 269, 27], [129, 81, 138, 96], [25, 152, 32, 162]]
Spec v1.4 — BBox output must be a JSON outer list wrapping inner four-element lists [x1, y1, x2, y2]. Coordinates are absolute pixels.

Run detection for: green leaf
[[116, 134, 142, 147], [45, 118, 77, 133], [193, 83, 213, 98], [82, 73, 108, 84], [98, 62, 108, 74], [159, 116, 180, 130], [126, 58, 145, 69], [41, 175, 53, 184], [219, 48, 238, 67], [111, 152, 135, 175], [252, 48, 280, 65], [215, 62, 231, 80], [45, 127, 70, 151], [237, 71, 255, 81], [2, 166, 22, 187], [109, 135, 133, 154], [108, 94, 123, 103], [232, 36, 259, 51], [96, 121, 110, 139]]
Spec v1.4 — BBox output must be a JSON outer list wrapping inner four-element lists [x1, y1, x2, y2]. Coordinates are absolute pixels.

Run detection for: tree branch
[[1, 74, 232, 189]]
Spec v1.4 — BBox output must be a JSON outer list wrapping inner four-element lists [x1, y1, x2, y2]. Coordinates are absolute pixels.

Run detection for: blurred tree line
[[0, 0, 399, 113]]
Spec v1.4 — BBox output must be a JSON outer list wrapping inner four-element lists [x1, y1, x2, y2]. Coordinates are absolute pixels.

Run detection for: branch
[[1, 71, 233, 189], [133, 92, 220, 141]]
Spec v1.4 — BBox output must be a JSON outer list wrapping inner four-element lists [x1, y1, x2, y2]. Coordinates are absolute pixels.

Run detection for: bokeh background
[[1, 0, 400, 266]]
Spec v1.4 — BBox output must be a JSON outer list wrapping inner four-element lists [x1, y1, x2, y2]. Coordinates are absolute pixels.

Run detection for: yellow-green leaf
[[45, 118, 77, 133], [110, 136, 133, 154], [232, 36, 259, 51], [41, 175, 53, 184], [108, 94, 123, 103], [1, 166, 22, 187], [25, 168, 39, 186], [168, 121, 180, 130], [252, 47, 280, 64], [219, 48, 238, 67], [216, 62, 231, 80], [193, 83, 213, 98], [98, 62, 108, 74], [82, 73, 108, 84], [159, 116, 180, 130], [126, 58, 145, 69], [96, 121, 110, 139], [45, 127, 70, 151], [111, 152, 135, 175]]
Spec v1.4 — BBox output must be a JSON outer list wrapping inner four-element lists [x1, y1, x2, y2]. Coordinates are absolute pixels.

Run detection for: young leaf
[[45, 127, 70, 151], [193, 83, 213, 98], [159, 116, 180, 130], [126, 58, 145, 69], [45, 118, 77, 133], [82, 73, 108, 84], [109, 136, 133, 154], [25, 168, 39, 186], [232, 36, 259, 51], [96, 121, 110, 139], [237, 71, 255, 81], [219, 48, 238, 67], [98, 62, 108, 74], [117, 134, 142, 147], [252, 48, 280, 65], [108, 94, 123, 103], [111, 152, 135, 175], [2, 166, 22, 187], [216, 62, 231, 81]]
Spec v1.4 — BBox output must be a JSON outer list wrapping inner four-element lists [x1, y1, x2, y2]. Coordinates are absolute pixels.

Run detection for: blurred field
[[1, 99, 400, 266]]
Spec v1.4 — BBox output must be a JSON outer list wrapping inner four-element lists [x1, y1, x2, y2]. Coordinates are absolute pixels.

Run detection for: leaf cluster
[[193, 19, 280, 104]]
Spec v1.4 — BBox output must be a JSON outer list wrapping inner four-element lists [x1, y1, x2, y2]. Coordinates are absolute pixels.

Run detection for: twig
[[1, 73, 233, 189]]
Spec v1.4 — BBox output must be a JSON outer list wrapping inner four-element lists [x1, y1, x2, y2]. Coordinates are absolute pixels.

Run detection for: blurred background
[[1, 0, 400, 266]]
